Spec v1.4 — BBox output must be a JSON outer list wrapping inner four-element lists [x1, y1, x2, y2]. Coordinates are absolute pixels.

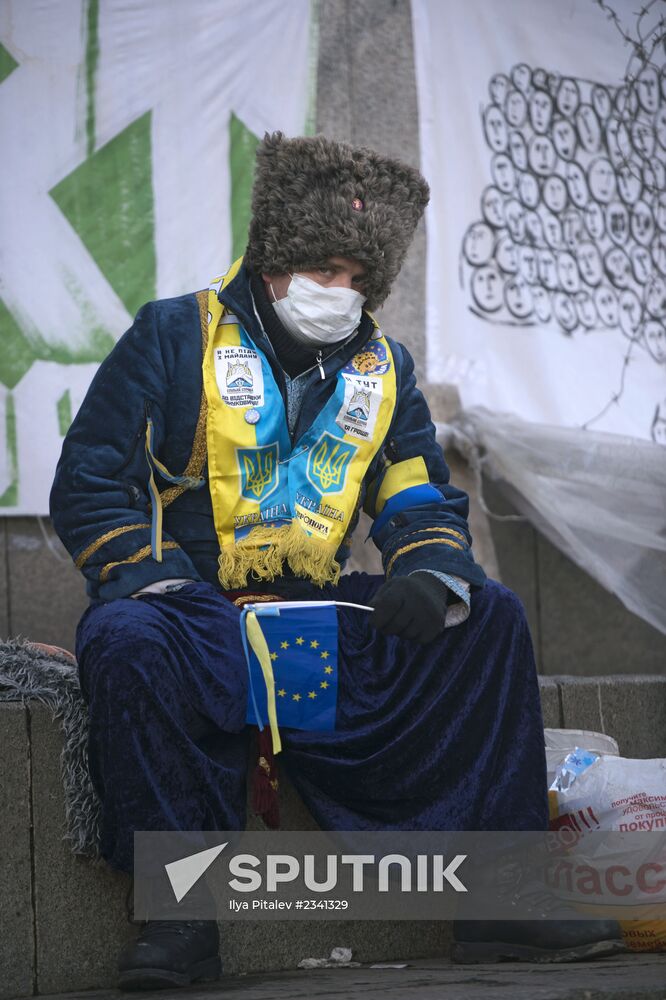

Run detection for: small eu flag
[[241, 602, 340, 750]]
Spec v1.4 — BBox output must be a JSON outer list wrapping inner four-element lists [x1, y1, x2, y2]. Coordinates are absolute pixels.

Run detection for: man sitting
[[50, 132, 620, 989]]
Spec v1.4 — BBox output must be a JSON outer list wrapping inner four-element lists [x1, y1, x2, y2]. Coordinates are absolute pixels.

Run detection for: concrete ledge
[[551, 674, 666, 758], [1, 675, 664, 997]]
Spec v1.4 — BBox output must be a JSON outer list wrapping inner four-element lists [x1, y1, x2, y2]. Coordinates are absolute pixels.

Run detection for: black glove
[[369, 572, 456, 644]]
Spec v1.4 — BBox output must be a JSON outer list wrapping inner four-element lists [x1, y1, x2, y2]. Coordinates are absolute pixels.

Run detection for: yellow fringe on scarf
[[217, 521, 341, 589]]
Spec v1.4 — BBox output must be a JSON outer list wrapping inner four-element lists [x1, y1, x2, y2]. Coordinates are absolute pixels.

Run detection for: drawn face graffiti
[[604, 247, 632, 289], [630, 245, 652, 284], [588, 158, 616, 203], [538, 249, 558, 290], [645, 321, 666, 362], [618, 289, 642, 339], [562, 209, 585, 250], [553, 292, 577, 331], [532, 286, 552, 322], [592, 84, 611, 120], [489, 73, 510, 105], [557, 251, 580, 293], [643, 159, 666, 195], [547, 71, 561, 97], [530, 91, 553, 133], [575, 104, 601, 154], [508, 130, 528, 170], [491, 153, 516, 194], [575, 291, 598, 328], [529, 135, 557, 176], [504, 275, 534, 318], [576, 242, 603, 286], [616, 165, 642, 206], [631, 121, 655, 160], [631, 201, 655, 247], [607, 118, 632, 167], [484, 104, 509, 152], [652, 233, 666, 277], [584, 202, 605, 240], [504, 199, 527, 242], [524, 210, 544, 245], [481, 186, 505, 228], [539, 208, 563, 249], [637, 67, 659, 114], [496, 235, 518, 273], [505, 89, 528, 127], [532, 68, 548, 91], [518, 246, 538, 283], [553, 119, 577, 160], [557, 78, 579, 116], [646, 276, 666, 319], [471, 265, 503, 312], [543, 175, 568, 213], [565, 162, 589, 208], [463, 222, 495, 265], [605, 202, 630, 246], [511, 63, 532, 94], [518, 171, 540, 209], [594, 286, 619, 327]]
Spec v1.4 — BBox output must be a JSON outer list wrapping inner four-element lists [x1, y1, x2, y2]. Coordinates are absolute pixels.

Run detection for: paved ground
[[32, 955, 666, 1000]]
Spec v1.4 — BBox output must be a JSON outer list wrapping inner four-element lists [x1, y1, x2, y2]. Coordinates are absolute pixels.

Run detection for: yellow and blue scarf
[[203, 260, 397, 589]]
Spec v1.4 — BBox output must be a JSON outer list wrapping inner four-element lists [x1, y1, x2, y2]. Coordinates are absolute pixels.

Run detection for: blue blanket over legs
[[76, 574, 548, 874]]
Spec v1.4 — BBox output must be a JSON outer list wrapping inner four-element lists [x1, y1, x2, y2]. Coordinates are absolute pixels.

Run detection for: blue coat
[[50, 263, 486, 600]]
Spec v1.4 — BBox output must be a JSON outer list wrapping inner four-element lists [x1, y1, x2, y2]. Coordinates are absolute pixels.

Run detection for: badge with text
[[215, 346, 265, 408], [335, 373, 384, 441]]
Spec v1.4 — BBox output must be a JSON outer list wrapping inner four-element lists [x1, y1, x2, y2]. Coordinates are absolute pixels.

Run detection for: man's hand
[[370, 572, 455, 644]]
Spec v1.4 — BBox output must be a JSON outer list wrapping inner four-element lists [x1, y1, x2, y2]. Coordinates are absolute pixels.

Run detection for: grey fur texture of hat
[[245, 132, 430, 310]]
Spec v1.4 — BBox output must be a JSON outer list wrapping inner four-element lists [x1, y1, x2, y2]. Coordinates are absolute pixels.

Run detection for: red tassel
[[251, 727, 280, 829], [225, 589, 283, 829]]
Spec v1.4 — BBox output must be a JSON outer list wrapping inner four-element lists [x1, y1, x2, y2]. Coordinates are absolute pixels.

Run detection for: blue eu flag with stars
[[242, 602, 339, 732]]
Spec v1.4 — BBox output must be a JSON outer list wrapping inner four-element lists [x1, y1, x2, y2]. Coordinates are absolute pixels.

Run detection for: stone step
[[28, 955, 666, 1000]]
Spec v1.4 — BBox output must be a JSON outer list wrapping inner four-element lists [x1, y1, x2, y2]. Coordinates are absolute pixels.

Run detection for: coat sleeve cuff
[[409, 570, 471, 627]]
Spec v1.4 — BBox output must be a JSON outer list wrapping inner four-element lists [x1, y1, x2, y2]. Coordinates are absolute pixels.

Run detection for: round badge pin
[[244, 408, 261, 425]]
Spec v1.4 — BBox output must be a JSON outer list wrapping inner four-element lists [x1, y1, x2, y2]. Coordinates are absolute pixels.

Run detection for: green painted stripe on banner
[[0, 297, 37, 390], [57, 390, 73, 436], [0, 395, 18, 507], [50, 111, 156, 318], [84, 0, 100, 156], [229, 112, 259, 262], [0, 42, 18, 85], [0, 292, 115, 391]]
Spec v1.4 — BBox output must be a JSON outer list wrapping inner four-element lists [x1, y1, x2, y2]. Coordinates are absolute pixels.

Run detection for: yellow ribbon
[[245, 610, 282, 754]]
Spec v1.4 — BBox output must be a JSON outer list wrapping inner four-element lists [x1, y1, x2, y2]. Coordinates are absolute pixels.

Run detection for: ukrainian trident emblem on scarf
[[237, 444, 279, 502], [306, 432, 357, 495]]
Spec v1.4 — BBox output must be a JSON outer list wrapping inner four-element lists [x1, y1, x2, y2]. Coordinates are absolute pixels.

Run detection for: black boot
[[117, 919, 221, 990], [451, 919, 626, 963]]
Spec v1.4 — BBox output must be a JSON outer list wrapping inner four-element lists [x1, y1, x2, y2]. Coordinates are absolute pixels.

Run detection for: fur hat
[[245, 132, 430, 310]]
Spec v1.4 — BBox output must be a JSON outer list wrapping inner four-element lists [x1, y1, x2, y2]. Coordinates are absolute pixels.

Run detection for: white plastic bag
[[550, 751, 666, 951]]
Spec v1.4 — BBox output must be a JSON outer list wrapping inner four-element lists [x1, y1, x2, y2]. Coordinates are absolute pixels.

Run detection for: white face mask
[[271, 273, 365, 346]]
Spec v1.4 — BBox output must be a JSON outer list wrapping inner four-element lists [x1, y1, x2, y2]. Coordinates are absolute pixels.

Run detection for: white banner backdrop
[[412, 0, 666, 442], [0, 0, 314, 514], [412, 0, 666, 633]]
